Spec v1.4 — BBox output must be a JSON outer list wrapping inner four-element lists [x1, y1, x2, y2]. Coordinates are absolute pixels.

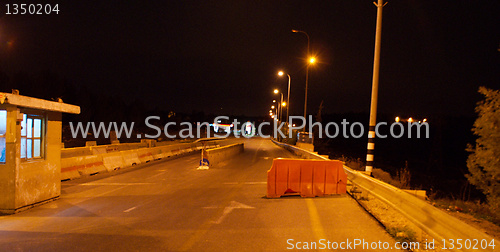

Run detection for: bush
[[466, 87, 500, 210]]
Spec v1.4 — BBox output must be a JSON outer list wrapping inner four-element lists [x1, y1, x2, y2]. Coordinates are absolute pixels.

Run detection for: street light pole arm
[[292, 30, 310, 56]]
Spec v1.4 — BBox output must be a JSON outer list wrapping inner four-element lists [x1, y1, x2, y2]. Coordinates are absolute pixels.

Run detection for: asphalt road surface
[[0, 138, 404, 251]]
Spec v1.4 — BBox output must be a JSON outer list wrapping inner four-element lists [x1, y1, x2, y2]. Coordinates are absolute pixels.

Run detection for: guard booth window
[[21, 113, 44, 160], [0, 110, 6, 163]]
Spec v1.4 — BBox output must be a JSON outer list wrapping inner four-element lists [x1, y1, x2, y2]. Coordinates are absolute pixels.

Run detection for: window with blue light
[[21, 113, 44, 160]]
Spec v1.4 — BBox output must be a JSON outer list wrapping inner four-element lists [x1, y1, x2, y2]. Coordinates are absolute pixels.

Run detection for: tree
[[466, 87, 500, 209]]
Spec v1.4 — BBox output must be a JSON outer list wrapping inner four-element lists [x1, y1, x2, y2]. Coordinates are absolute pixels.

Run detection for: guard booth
[[0, 92, 80, 214]]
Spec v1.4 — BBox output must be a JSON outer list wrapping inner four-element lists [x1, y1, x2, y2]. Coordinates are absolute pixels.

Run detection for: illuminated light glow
[[282, 102, 286, 107], [408, 117, 413, 123], [273, 100, 276, 103], [423, 118, 427, 123], [309, 57, 316, 64], [278, 71, 284, 76], [274, 89, 279, 94], [271, 105, 275, 109], [395, 116, 400, 122]]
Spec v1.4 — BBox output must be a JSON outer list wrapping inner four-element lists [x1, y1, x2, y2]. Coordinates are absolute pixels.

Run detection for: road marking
[[222, 182, 266, 185], [147, 171, 167, 179], [79, 182, 153, 186], [201, 206, 218, 209], [306, 199, 326, 240], [243, 182, 266, 185], [123, 206, 137, 213], [212, 201, 254, 224]]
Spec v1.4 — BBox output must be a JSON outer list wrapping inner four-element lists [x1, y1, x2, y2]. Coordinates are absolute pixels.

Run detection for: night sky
[[0, 1, 498, 117]]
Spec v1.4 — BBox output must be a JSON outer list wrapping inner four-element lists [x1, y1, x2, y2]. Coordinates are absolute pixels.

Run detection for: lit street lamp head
[[282, 102, 286, 107], [278, 71, 284, 76], [309, 57, 316, 64], [274, 89, 279, 94]]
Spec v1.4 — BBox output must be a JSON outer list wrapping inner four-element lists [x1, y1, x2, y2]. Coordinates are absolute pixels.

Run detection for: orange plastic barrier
[[267, 158, 347, 198]]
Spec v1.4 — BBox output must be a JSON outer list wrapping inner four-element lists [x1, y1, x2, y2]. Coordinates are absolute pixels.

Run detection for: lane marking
[[222, 182, 238, 185], [243, 182, 266, 185], [123, 206, 137, 213], [147, 171, 167, 179], [210, 201, 255, 224], [306, 199, 326, 240], [79, 182, 153, 186]]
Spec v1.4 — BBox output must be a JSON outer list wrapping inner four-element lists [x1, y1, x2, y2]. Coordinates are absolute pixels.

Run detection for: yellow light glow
[[292, 124, 296, 127], [271, 105, 275, 109], [273, 100, 276, 103], [423, 118, 427, 123], [269, 110, 272, 113], [271, 115, 275, 118], [309, 57, 316, 64], [278, 71, 284, 76], [408, 117, 413, 123], [274, 89, 279, 94], [282, 102, 286, 107], [395, 116, 400, 122]]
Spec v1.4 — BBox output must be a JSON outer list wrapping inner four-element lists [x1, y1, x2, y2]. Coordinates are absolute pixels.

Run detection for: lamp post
[[365, 0, 387, 175], [274, 89, 285, 123], [292, 29, 310, 126], [273, 89, 280, 123], [278, 71, 291, 125]]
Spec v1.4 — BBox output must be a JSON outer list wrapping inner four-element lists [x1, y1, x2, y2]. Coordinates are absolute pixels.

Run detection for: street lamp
[[292, 29, 311, 126], [278, 71, 291, 125], [273, 89, 284, 123]]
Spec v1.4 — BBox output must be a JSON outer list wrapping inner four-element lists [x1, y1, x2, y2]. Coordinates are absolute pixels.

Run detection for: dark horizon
[[0, 1, 498, 118]]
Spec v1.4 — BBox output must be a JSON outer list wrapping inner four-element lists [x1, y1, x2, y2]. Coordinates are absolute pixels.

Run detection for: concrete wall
[[205, 143, 244, 167]]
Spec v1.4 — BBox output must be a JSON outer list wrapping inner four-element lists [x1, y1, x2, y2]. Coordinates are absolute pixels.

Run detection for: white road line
[[123, 206, 137, 213], [243, 182, 266, 185], [80, 182, 153, 186]]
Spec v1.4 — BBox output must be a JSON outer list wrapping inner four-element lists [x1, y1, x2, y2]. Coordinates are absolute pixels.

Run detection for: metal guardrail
[[271, 138, 498, 252]]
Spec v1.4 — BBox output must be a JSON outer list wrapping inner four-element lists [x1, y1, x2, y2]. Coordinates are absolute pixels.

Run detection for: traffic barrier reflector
[[137, 149, 154, 163], [267, 158, 347, 198]]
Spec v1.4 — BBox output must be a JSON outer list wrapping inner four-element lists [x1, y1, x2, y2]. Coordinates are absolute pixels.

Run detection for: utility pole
[[366, 0, 387, 175]]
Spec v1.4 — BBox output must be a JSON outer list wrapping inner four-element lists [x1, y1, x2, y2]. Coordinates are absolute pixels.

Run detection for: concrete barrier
[[266, 158, 347, 198], [61, 155, 106, 180], [61, 146, 93, 158], [102, 152, 126, 172], [61, 141, 203, 180], [205, 143, 244, 167], [121, 150, 142, 166], [137, 148, 154, 163]]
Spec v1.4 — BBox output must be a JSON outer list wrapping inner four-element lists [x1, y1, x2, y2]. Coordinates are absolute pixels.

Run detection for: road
[[0, 138, 404, 251]]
